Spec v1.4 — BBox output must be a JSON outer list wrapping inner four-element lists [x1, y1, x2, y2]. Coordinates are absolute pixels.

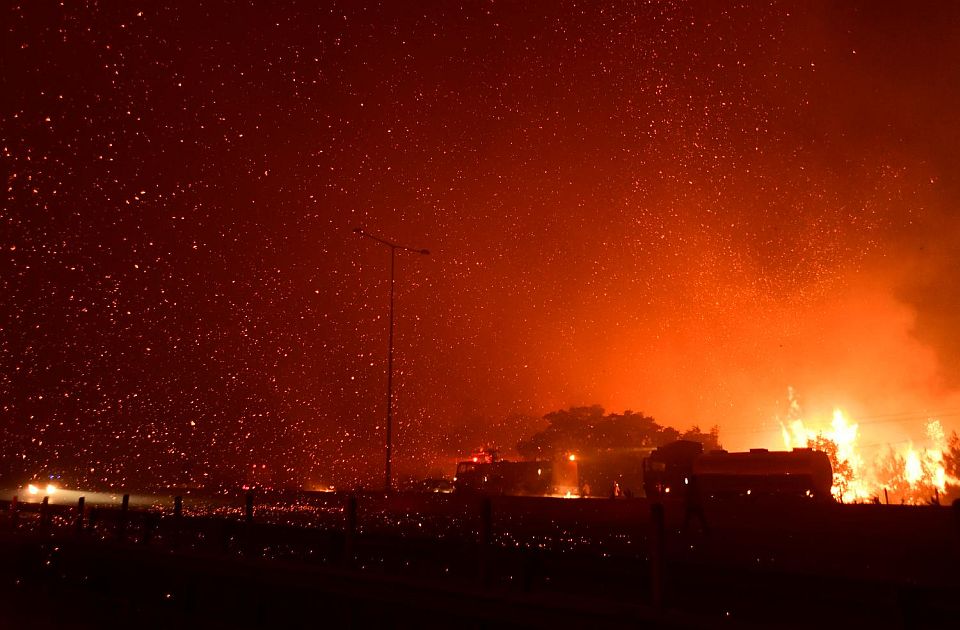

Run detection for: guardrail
[[2, 491, 959, 626]]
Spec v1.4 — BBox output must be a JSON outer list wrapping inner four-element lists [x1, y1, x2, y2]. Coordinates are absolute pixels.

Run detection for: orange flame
[[781, 409, 870, 502], [778, 400, 954, 504]]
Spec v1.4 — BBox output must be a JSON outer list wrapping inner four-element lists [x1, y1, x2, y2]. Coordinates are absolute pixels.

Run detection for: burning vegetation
[[780, 403, 960, 504]]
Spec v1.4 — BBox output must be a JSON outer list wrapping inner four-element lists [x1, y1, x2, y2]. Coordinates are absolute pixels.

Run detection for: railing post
[[142, 513, 156, 545], [40, 496, 50, 532], [117, 493, 129, 542], [478, 496, 493, 587], [88, 507, 99, 534], [243, 492, 256, 557], [75, 496, 85, 535], [9, 495, 18, 531], [952, 498, 960, 546], [343, 493, 357, 566], [649, 502, 665, 609], [172, 496, 183, 549], [245, 492, 254, 524]]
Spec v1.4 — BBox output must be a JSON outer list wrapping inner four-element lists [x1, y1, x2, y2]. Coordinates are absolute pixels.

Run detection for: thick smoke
[[895, 208, 960, 390]]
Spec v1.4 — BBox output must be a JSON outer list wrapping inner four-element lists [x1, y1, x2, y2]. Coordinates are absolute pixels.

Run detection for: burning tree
[[944, 431, 960, 501], [947, 431, 960, 478], [807, 434, 855, 502], [874, 444, 949, 505], [874, 448, 913, 503], [783, 405, 955, 504], [781, 409, 868, 502]]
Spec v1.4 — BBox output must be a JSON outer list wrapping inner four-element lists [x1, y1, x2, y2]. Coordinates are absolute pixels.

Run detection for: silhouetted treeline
[[516, 405, 720, 460]]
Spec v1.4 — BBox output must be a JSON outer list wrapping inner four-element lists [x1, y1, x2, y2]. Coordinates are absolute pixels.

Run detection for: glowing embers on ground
[[780, 408, 954, 504]]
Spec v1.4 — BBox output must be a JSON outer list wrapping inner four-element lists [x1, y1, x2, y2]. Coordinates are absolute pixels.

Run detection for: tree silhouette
[[516, 405, 720, 460], [874, 446, 909, 500], [681, 425, 722, 452]]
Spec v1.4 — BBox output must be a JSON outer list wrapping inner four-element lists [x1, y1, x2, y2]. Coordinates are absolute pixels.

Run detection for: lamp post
[[353, 228, 429, 493]]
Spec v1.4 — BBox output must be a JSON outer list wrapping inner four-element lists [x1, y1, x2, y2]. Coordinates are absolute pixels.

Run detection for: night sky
[[4, 1, 960, 489]]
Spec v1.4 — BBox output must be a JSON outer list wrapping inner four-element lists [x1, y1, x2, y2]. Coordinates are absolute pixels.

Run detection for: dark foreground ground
[[1, 492, 958, 628]]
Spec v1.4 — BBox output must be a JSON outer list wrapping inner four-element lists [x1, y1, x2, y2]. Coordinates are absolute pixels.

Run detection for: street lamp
[[353, 228, 429, 493]]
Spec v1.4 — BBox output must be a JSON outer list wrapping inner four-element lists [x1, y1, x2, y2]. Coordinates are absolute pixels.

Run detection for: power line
[[721, 410, 960, 437]]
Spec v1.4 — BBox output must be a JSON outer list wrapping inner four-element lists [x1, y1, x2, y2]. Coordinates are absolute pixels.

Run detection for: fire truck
[[453, 448, 653, 498], [642, 440, 704, 498], [455, 441, 834, 501], [643, 442, 834, 501], [453, 449, 579, 496]]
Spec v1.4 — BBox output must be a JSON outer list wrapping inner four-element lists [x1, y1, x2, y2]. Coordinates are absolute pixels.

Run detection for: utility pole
[[354, 228, 429, 492]]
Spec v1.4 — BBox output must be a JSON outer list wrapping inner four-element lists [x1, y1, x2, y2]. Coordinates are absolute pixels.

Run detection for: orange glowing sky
[[4, 2, 960, 486]]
